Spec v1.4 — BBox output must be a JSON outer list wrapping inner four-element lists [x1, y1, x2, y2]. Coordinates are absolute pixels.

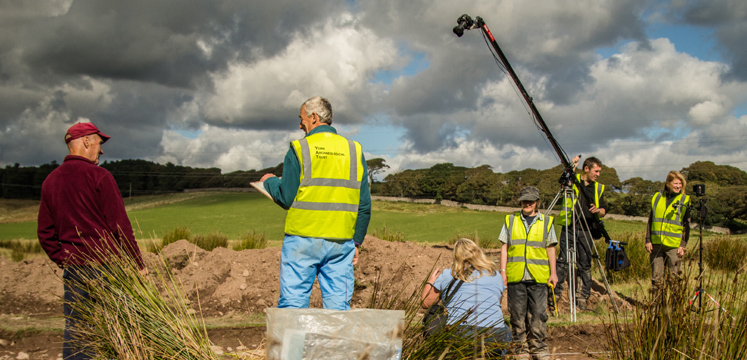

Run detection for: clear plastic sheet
[[266, 308, 405, 360]]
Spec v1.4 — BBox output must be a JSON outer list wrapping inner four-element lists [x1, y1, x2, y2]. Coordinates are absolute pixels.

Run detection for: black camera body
[[693, 184, 706, 197]]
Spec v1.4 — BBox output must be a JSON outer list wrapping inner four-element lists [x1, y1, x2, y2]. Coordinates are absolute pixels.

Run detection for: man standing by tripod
[[552, 156, 607, 311]]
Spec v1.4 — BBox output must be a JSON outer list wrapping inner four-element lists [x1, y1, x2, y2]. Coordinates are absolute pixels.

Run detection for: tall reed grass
[[603, 261, 747, 359], [233, 230, 268, 250], [64, 237, 220, 359], [371, 225, 407, 242], [448, 230, 500, 249], [0, 239, 43, 261], [703, 235, 747, 272], [190, 232, 228, 251]]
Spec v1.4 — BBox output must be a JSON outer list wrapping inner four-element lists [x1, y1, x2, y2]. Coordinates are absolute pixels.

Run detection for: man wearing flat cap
[[499, 186, 557, 360], [38, 122, 144, 360]]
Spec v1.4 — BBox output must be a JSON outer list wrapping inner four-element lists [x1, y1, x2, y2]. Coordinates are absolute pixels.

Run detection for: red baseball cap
[[65, 122, 111, 144]]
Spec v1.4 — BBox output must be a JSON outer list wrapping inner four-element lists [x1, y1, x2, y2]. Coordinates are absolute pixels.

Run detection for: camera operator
[[553, 156, 607, 312], [646, 171, 690, 293]]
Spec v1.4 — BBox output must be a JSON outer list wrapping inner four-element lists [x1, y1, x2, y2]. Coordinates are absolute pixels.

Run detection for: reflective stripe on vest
[[284, 132, 364, 240], [505, 213, 553, 284], [558, 174, 604, 226], [650, 192, 690, 248]]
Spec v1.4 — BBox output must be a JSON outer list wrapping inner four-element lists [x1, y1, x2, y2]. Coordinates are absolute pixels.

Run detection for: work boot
[[534, 353, 551, 360], [576, 298, 588, 311]]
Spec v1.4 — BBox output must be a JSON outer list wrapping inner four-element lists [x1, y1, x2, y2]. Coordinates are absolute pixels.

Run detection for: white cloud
[[200, 12, 399, 127]]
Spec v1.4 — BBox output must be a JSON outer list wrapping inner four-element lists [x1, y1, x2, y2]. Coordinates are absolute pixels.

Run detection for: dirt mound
[[0, 237, 632, 317]]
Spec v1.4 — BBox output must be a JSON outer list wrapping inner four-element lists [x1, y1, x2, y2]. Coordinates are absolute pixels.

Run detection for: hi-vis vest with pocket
[[558, 174, 605, 226], [505, 213, 554, 284], [650, 191, 690, 248], [284, 132, 364, 240]]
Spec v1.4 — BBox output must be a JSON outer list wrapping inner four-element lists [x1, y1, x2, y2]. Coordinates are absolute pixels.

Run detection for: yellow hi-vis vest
[[558, 174, 605, 226], [650, 191, 690, 248], [505, 213, 554, 284], [284, 132, 364, 240]]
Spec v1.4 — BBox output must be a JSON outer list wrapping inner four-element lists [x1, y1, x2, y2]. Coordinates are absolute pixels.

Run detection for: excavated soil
[[0, 236, 629, 359]]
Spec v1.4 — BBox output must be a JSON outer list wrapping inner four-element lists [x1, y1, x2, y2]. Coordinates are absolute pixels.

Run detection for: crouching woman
[[421, 238, 511, 356]]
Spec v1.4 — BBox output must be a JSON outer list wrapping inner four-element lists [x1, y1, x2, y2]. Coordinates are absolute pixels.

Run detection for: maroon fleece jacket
[[37, 155, 144, 268]]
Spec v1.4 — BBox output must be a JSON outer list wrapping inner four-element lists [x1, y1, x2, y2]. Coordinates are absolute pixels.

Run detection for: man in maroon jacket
[[38, 122, 144, 360]]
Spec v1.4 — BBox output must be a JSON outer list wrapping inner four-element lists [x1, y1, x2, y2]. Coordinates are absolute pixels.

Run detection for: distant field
[[0, 193, 736, 244]]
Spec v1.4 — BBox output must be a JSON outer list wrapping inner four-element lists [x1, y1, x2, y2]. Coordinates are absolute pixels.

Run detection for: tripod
[[546, 185, 619, 322], [686, 197, 732, 318]]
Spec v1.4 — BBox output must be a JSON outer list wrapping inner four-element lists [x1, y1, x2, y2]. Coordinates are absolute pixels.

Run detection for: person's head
[[65, 122, 110, 165], [664, 171, 686, 194], [582, 157, 602, 182], [518, 186, 540, 216], [299, 96, 332, 134], [452, 238, 497, 281]]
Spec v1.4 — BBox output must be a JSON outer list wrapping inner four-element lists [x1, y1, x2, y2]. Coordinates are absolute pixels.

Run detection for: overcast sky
[[2, 0, 746, 181]]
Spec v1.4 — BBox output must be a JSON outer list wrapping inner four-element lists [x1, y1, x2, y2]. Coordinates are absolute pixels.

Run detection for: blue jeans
[[278, 235, 355, 310], [63, 265, 103, 360]]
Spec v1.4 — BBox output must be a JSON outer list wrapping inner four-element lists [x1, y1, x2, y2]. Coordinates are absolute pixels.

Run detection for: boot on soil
[[576, 298, 588, 311], [534, 353, 551, 360]]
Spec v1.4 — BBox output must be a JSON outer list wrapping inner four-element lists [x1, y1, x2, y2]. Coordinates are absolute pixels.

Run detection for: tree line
[[373, 160, 747, 231], [2, 158, 745, 230], [0, 159, 281, 199]]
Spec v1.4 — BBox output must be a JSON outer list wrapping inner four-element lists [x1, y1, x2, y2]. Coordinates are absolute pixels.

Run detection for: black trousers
[[63, 265, 105, 360], [508, 282, 548, 354], [554, 225, 593, 301]]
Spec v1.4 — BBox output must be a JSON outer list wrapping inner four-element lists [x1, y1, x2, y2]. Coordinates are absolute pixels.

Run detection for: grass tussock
[[703, 235, 747, 272], [65, 237, 221, 359], [603, 262, 747, 360], [448, 231, 500, 249], [367, 262, 509, 359], [162, 226, 191, 247], [190, 232, 228, 251], [371, 225, 407, 242], [0, 239, 44, 261], [233, 230, 268, 250]]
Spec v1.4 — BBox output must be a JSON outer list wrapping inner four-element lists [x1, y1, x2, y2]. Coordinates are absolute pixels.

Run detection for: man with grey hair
[[260, 96, 371, 310]]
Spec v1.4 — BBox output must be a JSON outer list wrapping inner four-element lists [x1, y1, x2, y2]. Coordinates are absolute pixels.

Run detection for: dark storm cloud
[[17, 0, 340, 88], [0, 0, 346, 167], [676, 0, 747, 80]]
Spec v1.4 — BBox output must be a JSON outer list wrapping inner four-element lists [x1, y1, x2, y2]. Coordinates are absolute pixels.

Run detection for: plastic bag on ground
[[265, 308, 404, 360]]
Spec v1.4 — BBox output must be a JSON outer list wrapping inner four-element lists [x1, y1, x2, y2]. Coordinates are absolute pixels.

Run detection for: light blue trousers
[[278, 235, 356, 310]]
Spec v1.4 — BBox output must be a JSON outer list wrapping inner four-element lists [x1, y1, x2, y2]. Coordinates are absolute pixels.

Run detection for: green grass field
[[0, 192, 738, 245]]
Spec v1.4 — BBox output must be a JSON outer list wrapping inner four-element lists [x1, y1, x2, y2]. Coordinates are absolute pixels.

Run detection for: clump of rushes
[[371, 225, 407, 242], [233, 230, 268, 250], [0, 240, 44, 261], [603, 262, 747, 359], [190, 232, 228, 251], [65, 237, 220, 359], [703, 235, 747, 272], [367, 262, 509, 359], [161, 226, 191, 248]]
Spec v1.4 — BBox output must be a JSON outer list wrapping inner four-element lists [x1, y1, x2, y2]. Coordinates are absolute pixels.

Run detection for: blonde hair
[[664, 171, 687, 194], [451, 238, 498, 282]]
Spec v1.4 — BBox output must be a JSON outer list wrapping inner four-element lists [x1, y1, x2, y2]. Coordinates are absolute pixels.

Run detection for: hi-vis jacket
[[650, 191, 690, 248], [558, 174, 605, 226], [284, 131, 365, 240], [505, 213, 554, 284]]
